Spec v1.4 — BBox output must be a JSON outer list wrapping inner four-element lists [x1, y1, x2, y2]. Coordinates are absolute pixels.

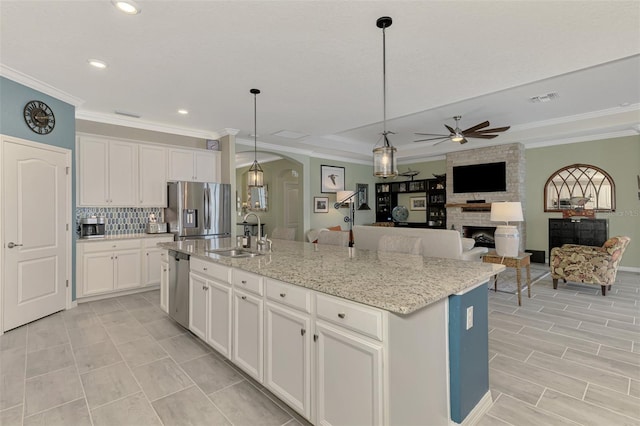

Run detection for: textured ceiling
[[1, 1, 639, 163]]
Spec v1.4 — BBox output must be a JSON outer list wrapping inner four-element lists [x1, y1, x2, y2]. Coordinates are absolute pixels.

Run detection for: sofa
[[352, 225, 488, 261]]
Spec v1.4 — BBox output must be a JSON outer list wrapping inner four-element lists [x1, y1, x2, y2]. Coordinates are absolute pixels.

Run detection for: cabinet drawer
[[81, 239, 141, 253], [143, 236, 174, 247], [233, 269, 263, 296], [316, 294, 383, 341], [265, 279, 311, 313], [191, 258, 231, 283]]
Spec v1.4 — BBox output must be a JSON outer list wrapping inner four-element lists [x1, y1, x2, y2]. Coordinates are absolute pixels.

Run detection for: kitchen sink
[[207, 248, 263, 258]]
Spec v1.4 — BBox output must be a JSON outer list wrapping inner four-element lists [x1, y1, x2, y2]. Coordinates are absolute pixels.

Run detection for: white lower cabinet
[[314, 320, 384, 426], [206, 279, 232, 358], [187, 258, 233, 359], [160, 258, 169, 313], [77, 237, 172, 299], [78, 240, 142, 297], [143, 238, 174, 287], [265, 302, 311, 419], [189, 272, 208, 340], [232, 288, 264, 382]]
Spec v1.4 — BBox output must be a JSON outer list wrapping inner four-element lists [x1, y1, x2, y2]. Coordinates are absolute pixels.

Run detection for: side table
[[482, 251, 532, 306]]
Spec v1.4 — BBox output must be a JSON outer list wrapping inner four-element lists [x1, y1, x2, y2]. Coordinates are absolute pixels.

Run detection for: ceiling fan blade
[[414, 136, 449, 142], [444, 124, 456, 134], [461, 121, 490, 134], [459, 138, 468, 144], [474, 126, 511, 133], [414, 132, 449, 137], [465, 133, 498, 139], [433, 138, 450, 146]]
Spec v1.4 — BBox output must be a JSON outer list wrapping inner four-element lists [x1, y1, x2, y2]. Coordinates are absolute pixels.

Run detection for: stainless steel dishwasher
[[168, 250, 190, 329]]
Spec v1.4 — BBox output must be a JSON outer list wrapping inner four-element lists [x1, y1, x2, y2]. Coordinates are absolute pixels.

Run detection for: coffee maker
[[80, 217, 105, 239]]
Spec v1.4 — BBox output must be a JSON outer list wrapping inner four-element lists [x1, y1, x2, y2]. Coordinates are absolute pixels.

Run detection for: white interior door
[[283, 181, 299, 229], [3, 138, 68, 331]]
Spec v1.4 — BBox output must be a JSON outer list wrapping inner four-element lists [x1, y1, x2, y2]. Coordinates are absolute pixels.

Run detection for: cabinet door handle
[[338, 313, 346, 319], [110, 256, 113, 260], [115, 256, 118, 260], [301, 329, 306, 336], [313, 334, 318, 342], [279, 293, 286, 298], [241, 280, 247, 284], [146, 253, 149, 256], [203, 267, 207, 271], [202, 285, 206, 290], [241, 296, 247, 300]]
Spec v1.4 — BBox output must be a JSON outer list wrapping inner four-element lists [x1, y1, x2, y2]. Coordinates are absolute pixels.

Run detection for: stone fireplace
[[463, 226, 497, 248], [446, 143, 526, 252]]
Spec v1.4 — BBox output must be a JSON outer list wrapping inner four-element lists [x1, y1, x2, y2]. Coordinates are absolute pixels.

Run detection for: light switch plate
[[466, 306, 473, 330]]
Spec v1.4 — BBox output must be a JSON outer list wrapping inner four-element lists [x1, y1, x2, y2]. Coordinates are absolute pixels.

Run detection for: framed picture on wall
[[320, 165, 345, 193], [410, 196, 427, 211], [314, 196, 329, 213]]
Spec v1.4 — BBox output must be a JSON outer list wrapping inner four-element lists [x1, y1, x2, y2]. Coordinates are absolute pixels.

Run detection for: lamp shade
[[337, 190, 356, 204], [373, 145, 397, 178], [490, 202, 523, 223]]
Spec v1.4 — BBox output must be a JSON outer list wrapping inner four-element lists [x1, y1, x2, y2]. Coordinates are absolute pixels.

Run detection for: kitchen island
[[160, 238, 504, 425]]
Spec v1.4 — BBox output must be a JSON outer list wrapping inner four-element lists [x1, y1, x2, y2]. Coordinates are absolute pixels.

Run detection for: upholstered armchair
[[550, 236, 631, 296]]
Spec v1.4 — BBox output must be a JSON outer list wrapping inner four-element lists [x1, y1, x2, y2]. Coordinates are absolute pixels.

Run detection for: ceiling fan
[[414, 115, 510, 145]]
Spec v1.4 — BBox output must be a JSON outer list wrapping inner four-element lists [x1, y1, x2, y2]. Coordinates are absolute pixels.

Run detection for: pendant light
[[247, 88, 264, 187], [372, 16, 398, 178]]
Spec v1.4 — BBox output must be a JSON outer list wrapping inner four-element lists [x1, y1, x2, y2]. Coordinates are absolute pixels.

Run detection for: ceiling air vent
[[529, 92, 560, 103], [114, 110, 141, 118]]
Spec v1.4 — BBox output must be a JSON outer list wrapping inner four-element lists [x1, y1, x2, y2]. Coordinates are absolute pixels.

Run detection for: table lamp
[[490, 202, 523, 257]]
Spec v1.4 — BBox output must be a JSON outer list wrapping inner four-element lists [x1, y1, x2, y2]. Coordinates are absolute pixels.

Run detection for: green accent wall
[[404, 136, 639, 268], [0, 76, 78, 298], [525, 135, 639, 268], [308, 158, 376, 231]]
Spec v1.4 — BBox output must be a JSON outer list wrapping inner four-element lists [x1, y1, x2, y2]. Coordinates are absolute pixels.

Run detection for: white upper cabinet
[[168, 148, 220, 182], [78, 136, 138, 206], [108, 141, 138, 205], [139, 144, 167, 206], [78, 137, 109, 206]]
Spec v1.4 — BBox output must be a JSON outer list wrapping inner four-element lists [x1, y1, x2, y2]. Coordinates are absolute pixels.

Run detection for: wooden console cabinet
[[548, 218, 609, 259]]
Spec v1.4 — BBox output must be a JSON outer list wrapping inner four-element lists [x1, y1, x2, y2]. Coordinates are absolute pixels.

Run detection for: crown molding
[[219, 128, 239, 136], [0, 64, 84, 107], [76, 110, 220, 140]]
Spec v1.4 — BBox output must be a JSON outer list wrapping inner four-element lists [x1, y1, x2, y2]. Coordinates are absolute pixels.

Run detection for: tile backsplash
[[76, 207, 163, 236]]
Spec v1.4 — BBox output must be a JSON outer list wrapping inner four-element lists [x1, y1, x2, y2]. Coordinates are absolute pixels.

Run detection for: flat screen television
[[453, 162, 506, 193]]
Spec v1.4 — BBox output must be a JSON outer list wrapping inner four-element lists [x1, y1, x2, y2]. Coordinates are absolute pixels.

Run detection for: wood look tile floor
[[0, 270, 638, 425]]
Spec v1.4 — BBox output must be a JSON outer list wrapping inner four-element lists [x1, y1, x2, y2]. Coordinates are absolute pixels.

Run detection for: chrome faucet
[[242, 212, 271, 252], [242, 212, 261, 241]]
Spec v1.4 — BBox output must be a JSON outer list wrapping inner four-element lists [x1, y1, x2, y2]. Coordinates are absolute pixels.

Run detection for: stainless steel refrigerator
[[165, 181, 231, 240]]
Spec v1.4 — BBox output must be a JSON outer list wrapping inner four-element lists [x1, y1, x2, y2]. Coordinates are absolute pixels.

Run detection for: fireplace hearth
[[463, 226, 497, 248]]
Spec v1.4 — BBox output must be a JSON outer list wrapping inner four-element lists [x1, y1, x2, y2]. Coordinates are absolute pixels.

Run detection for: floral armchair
[[550, 236, 631, 296]]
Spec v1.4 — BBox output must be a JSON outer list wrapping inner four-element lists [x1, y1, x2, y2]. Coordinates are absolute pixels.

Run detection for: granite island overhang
[[160, 238, 503, 315], [160, 238, 505, 425]]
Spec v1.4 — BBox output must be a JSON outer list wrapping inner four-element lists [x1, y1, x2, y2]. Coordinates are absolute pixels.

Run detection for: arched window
[[544, 164, 615, 212]]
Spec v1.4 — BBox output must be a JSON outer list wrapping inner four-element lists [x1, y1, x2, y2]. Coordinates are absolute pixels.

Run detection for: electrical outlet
[[466, 306, 473, 330]]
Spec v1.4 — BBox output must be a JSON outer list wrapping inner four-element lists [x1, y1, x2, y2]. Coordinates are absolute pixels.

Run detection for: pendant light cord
[[253, 91, 258, 161], [382, 22, 387, 139]]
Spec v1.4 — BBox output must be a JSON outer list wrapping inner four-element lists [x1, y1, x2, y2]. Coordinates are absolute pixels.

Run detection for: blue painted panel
[[0, 77, 77, 299], [449, 284, 489, 423]]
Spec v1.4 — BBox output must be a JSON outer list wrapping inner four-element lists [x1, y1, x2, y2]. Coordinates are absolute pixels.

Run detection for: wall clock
[[23, 100, 55, 135]]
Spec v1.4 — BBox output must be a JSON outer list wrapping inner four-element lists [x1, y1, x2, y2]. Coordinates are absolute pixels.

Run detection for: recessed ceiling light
[[88, 59, 107, 69], [178, 109, 189, 115], [111, 1, 141, 15]]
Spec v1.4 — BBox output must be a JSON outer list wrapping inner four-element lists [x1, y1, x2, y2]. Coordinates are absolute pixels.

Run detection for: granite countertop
[[160, 239, 504, 315], [77, 233, 174, 243]]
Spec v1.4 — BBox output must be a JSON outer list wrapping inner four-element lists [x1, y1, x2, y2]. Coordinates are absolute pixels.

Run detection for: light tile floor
[[0, 271, 638, 425]]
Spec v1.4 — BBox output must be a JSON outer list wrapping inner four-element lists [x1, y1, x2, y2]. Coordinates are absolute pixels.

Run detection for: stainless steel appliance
[[168, 250, 190, 328], [80, 217, 105, 239], [165, 182, 231, 240]]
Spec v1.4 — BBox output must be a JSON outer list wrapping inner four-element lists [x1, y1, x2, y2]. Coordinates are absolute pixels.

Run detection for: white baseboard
[[450, 391, 493, 426], [76, 285, 160, 304]]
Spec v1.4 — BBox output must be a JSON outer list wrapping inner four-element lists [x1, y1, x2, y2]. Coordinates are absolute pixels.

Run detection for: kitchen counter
[[159, 238, 503, 315], [77, 233, 174, 243]]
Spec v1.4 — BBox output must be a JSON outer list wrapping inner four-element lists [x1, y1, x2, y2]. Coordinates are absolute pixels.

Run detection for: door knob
[[7, 242, 23, 248]]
